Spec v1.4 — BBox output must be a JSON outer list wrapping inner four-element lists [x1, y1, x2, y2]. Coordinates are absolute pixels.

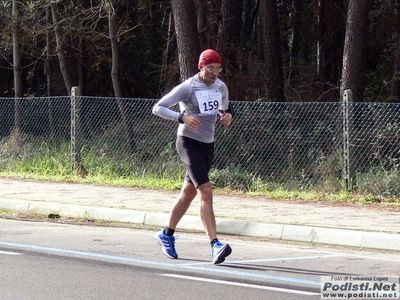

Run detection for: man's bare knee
[[180, 181, 197, 201], [197, 182, 213, 202]]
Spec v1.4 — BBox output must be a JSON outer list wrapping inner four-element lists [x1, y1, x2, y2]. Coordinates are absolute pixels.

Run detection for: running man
[[152, 49, 233, 264]]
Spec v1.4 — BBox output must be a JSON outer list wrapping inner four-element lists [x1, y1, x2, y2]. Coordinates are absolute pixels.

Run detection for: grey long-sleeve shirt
[[152, 74, 229, 143]]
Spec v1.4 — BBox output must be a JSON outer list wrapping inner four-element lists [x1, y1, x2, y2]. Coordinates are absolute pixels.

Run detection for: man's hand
[[220, 111, 232, 130], [182, 115, 201, 130]]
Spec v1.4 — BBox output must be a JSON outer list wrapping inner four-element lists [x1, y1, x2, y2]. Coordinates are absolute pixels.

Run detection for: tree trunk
[[171, 0, 200, 80], [12, 0, 22, 132], [317, 0, 345, 84], [107, 1, 123, 98], [217, 0, 242, 51], [260, 0, 285, 102], [106, 0, 136, 152], [51, 2, 73, 96], [216, 0, 243, 99], [217, 0, 242, 70], [77, 3, 87, 97], [45, 7, 53, 97], [160, 6, 178, 92], [391, 0, 400, 100], [392, 46, 400, 102], [78, 40, 86, 96], [340, 0, 370, 102], [316, 0, 346, 101], [165, 7, 176, 67], [45, 6, 54, 137], [241, 0, 254, 52], [12, 0, 22, 98], [240, 0, 260, 72], [196, 0, 207, 49], [288, 0, 301, 84]]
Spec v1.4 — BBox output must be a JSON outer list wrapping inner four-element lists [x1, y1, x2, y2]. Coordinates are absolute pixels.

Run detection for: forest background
[[1, 0, 400, 203], [1, 0, 399, 103]]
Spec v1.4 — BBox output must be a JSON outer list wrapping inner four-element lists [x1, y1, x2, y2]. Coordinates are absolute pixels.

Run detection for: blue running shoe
[[154, 229, 178, 259], [212, 241, 232, 264]]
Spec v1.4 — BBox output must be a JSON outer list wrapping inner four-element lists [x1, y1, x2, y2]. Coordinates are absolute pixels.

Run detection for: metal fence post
[[343, 89, 355, 190], [71, 86, 81, 170]]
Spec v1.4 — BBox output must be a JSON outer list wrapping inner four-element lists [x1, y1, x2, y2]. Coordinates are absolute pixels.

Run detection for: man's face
[[200, 63, 223, 85]]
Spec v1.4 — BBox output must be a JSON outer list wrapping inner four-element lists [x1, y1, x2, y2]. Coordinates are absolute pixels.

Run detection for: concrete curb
[[1, 198, 399, 252]]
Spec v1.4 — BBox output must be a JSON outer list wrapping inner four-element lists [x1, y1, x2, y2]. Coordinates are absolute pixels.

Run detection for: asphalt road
[[1, 218, 399, 300]]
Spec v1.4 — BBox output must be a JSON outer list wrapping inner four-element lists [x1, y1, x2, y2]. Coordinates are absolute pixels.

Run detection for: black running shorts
[[176, 135, 214, 188]]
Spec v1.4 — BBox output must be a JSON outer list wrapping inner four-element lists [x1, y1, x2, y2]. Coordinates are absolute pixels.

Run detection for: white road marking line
[[161, 274, 319, 296], [0, 241, 321, 286], [179, 254, 343, 266], [11, 240, 396, 286], [227, 254, 343, 264], [0, 250, 22, 255]]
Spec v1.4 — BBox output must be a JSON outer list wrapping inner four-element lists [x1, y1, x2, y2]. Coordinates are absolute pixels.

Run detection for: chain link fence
[[1, 96, 400, 197]]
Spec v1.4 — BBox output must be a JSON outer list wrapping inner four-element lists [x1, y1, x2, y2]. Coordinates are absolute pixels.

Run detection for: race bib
[[195, 90, 222, 116]]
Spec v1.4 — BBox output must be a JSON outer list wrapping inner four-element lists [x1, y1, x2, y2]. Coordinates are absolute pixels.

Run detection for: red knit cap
[[198, 49, 222, 69]]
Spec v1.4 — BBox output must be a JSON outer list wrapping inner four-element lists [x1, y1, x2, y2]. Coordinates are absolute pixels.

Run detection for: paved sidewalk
[[0, 177, 399, 251]]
